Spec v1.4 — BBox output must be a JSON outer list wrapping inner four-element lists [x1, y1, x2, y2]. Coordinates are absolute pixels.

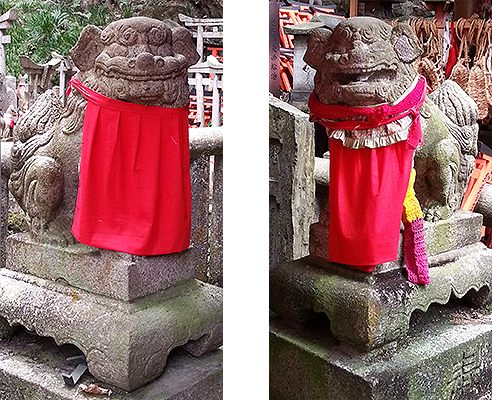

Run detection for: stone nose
[[135, 52, 155, 70]]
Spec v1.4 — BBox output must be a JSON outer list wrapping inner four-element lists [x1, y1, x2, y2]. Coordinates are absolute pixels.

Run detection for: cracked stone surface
[[270, 302, 492, 400], [6, 233, 196, 301]]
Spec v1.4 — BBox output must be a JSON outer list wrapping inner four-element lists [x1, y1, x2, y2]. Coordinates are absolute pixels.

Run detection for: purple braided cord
[[403, 219, 430, 285]]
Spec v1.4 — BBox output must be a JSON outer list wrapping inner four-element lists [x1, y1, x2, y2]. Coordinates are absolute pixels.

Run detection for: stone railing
[[1, 126, 223, 287], [189, 127, 223, 286]]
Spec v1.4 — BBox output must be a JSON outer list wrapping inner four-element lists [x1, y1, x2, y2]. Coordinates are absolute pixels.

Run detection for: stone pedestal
[[6, 233, 196, 301], [271, 304, 492, 400], [270, 211, 492, 398], [0, 328, 222, 399], [271, 211, 492, 351], [0, 267, 222, 392], [0, 234, 223, 392], [310, 209, 485, 274]]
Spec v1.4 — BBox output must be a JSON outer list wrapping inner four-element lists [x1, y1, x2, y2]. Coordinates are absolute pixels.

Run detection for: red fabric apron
[[70, 78, 191, 255], [328, 139, 414, 267], [309, 77, 427, 268]]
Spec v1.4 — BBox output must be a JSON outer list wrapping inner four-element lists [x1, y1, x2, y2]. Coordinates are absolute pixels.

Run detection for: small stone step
[[310, 210, 483, 274]]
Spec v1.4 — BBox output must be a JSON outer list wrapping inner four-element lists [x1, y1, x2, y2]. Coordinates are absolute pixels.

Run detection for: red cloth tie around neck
[[308, 76, 427, 148]]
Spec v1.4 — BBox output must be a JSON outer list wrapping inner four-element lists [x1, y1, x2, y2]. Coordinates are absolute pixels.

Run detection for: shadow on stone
[[303, 310, 331, 332]]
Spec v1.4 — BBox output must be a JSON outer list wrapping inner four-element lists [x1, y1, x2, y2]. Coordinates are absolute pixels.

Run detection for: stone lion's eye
[[120, 27, 137, 45], [361, 27, 374, 42], [340, 27, 352, 41], [149, 27, 166, 45], [101, 29, 114, 44]]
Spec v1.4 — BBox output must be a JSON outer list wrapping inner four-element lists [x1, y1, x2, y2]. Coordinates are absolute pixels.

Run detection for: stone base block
[[0, 329, 222, 400], [0, 269, 223, 391], [6, 233, 195, 301], [309, 210, 483, 273], [270, 304, 492, 400], [270, 241, 492, 350]]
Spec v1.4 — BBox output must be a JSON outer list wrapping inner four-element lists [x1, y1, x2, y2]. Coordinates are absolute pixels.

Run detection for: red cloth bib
[[309, 77, 427, 267], [70, 78, 191, 255], [328, 139, 414, 266]]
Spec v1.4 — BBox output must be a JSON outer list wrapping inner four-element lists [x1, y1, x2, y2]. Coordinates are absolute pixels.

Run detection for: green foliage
[[0, 0, 222, 78], [1, 0, 122, 78]]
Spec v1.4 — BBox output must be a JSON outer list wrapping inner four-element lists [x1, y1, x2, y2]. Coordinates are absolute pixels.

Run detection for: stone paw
[[30, 220, 76, 247]]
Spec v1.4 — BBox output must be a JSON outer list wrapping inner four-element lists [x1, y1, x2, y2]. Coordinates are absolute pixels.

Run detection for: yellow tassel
[[402, 169, 423, 224]]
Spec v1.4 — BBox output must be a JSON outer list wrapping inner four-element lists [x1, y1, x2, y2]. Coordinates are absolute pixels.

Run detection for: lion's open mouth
[[334, 64, 398, 86]]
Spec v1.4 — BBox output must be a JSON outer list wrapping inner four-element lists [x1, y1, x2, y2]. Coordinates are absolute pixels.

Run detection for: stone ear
[[69, 25, 104, 72], [171, 26, 200, 67], [304, 28, 332, 71], [391, 23, 422, 63]]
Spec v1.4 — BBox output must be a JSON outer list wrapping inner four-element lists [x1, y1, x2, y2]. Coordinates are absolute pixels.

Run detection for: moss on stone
[[7, 211, 26, 234]]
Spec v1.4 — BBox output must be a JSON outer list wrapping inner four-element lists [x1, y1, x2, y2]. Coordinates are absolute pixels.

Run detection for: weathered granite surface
[[271, 303, 492, 400], [416, 82, 479, 221], [271, 212, 492, 351], [0, 269, 222, 391], [6, 232, 196, 301], [304, 18, 421, 107], [0, 329, 222, 400], [191, 155, 211, 282], [310, 210, 483, 272], [269, 95, 315, 269], [1, 140, 13, 268]]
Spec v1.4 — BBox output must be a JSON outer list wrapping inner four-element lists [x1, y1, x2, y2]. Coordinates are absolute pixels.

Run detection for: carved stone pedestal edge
[[270, 306, 492, 400], [0, 328, 222, 400], [0, 268, 223, 392], [270, 241, 492, 351], [309, 210, 484, 274]]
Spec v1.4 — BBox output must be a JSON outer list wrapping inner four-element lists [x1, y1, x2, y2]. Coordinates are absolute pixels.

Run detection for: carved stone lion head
[[70, 17, 200, 108], [304, 17, 423, 106]]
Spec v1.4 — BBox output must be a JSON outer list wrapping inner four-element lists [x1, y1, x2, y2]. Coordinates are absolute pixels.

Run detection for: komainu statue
[[304, 17, 478, 284], [305, 17, 478, 223], [8, 17, 200, 246]]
